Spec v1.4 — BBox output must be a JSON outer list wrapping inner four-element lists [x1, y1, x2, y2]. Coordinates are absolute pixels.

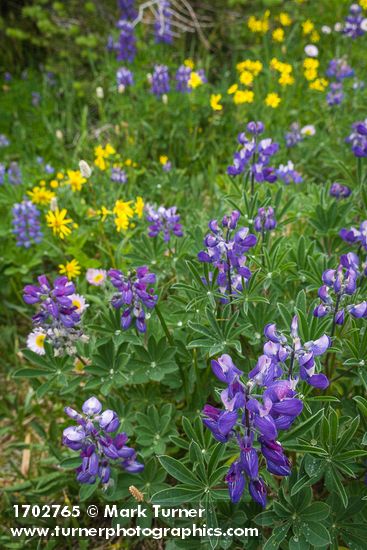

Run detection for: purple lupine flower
[[116, 67, 134, 90], [154, 1, 173, 44], [227, 122, 279, 186], [12, 200, 43, 248], [151, 65, 170, 97], [340, 221, 367, 250], [145, 204, 183, 242], [44, 163, 55, 174], [108, 266, 157, 333], [63, 396, 143, 485], [342, 4, 366, 39], [313, 257, 364, 329], [0, 134, 9, 147], [276, 161, 303, 184], [23, 275, 88, 356], [8, 162, 22, 185], [262, 316, 331, 389], [118, 0, 137, 21], [162, 159, 172, 172], [226, 461, 246, 503], [330, 182, 352, 199], [254, 207, 277, 233], [0, 163, 5, 185], [31, 92, 41, 107], [348, 301, 367, 318], [327, 82, 344, 106], [326, 58, 354, 80], [285, 123, 302, 148], [202, 348, 307, 508], [175, 65, 192, 93], [198, 210, 257, 302], [111, 167, 128, 184], [346, 119, 367, 157], [116, 20, 136, 62]]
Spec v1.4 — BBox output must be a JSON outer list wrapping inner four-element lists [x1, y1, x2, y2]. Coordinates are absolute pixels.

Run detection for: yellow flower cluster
[[303, 57, 319, 81], [303, 58, 328, 91], [360, 0, 367, 8], [112, 197, 144, 232], [236, 60, 263, 76], [309, 78, 328, 92], [94, 143, 116, 171], [270, 58, 294, 87], [226, 59, 263, 105], [302, 19, 320, 42], [248, 11, 270, 34]]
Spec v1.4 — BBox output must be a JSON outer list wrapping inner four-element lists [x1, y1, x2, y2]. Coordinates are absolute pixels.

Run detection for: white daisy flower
[[27, 330, 46, 355], [86, 268, 107, 286], [69, 293, 89, 314], [304, 45, 319, 57], [301, 124, 316, 137]]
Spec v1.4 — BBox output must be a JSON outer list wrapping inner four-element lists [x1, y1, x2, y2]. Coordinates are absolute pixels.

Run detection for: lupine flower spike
[[63, 397, 143, 485]]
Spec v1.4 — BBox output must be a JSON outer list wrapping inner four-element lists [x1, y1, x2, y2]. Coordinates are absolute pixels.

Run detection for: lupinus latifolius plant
[[3, 1, 367, 548], [63, 397, 143, 485]]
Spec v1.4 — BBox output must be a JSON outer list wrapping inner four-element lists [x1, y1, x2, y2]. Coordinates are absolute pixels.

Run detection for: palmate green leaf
[[205, 492, 219, 550], [254, 510, 278, 527], [326, 467, 348, 508], [13, 367, 54, 378], [189, 441, 207, 482], [280, 408, 324, 443], [299, 502, 330, 522], [288, 535, 309, 550], [207, 443, 226, 477], [263, 522, 290, 550], [353, 396, 367, 417], [290, 474, 320, 496], [151, 486, 203, 506], [79, 481, 98, 501], [59, 456, 82, 469], [303, 521, 331, 547], [282, 442, 327, 456], [158, 455, 200, 485]]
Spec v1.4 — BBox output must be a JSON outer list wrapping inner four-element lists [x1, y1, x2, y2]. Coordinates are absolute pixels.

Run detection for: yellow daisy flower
[[279, 12, 292, 26], [66, 170, 86, 192], [134, 197, 144, 218], [115, 214, 129, 232], [28, 186, 55, 206], [188, 72, 203, 89], [272, 28, 285, 42], [210, 94, 223, 111], [265, 93, 281, 108], [46, 207, 73, 239], [184, 58, 195, 69], [113, 200, 134, 218], [239, 70, 254, 86], [59, 259, 81, 279], [302, 20, 314, 35], [227, 84, 238, 95]]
